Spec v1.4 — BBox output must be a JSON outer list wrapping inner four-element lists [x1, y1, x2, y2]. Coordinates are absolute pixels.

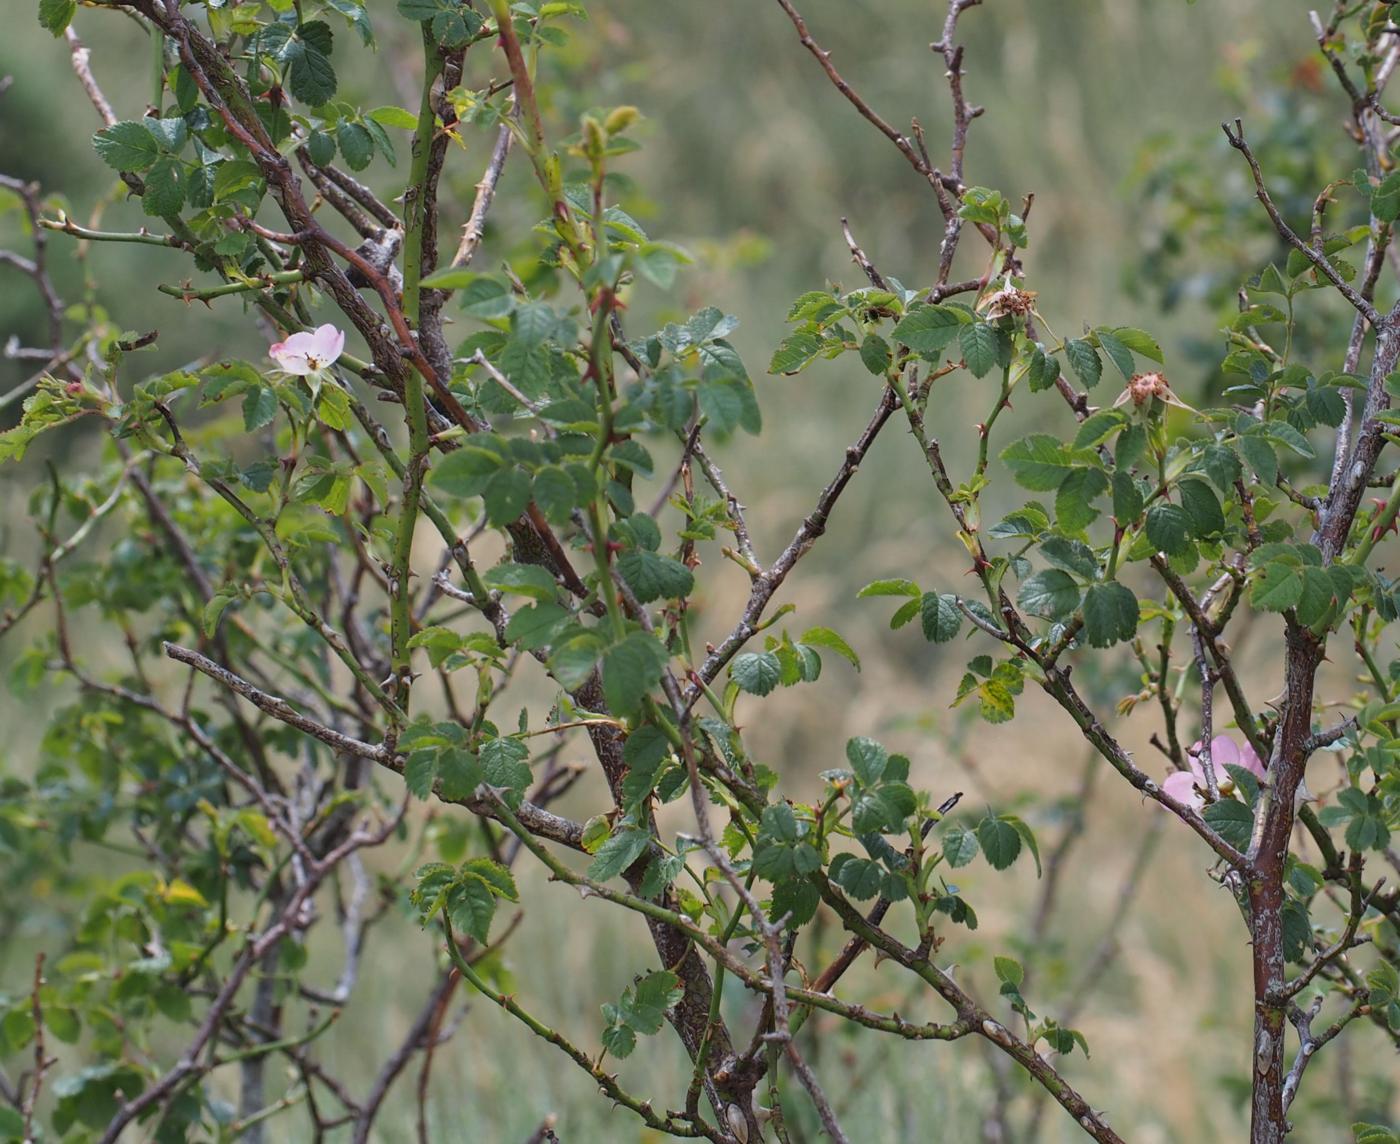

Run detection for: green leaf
[[617, 550, 694, 603], [1056, 468, 1107, 533], [430, 442, 503, 498], [429, 7, 483, 47], [1106, 327, 1163, 363], [1178, 478, 1224, 538], [635, 242, 688, 289], [846, 736, 888, 785], [504, 603, 567, 650], [799, 626, 860, 670], [832, 855, 886, 899], [482, 466, 530, 524], [698, 375, 760, 436], [619, 970, 683, 1034], [858, 578, 920, 598], [1374, 171, 1400, 222], [891, 304, 964, 355], [403, 749, 438, 799], [93, 121, 162, 172], [920, 593, 962, 642], [1004, 815, 1041, 877], [1095, 330, 1135, 380], [242, 386, 278, 432], [1073, 409, 1126, 450], [1202, 799, 1254, 849], [1064, 338, 1102, 389], [437, 747, 482, 800], [1018, 569, 1081, 620], [1081, 581, 1139, 648], [1040, 537, 1099, 580], [1238, 435, 1279, 486], [994, 955, 1024, 988], [1145, 502, 1192, 556], [202, 592, 237, 637], [462, 856, 519, 901], [731, 651, 782, 696], [287, 25, 338, 104], [367, 104, 419, 129], [960, 322, 1000, 378], [977, 816, 1022, 870], [602, 632, 669, 714], [769, 330, 824, 375], [761, 802, 799, 843], [39, 0, 77, 35], [1195, 443, 1243, 492], [1001, 435, 1074, 491], [1261, 419, 1315, 458], [859, 333, 891, 375], [1112, 471, 1144, 523], [588, 828, 651, 882], [1116, 423, 1147, 469], [336, 121, 374, 170], [396, 0, 445, 23], [480, 737, 530, 804], [601, 1022, 637, 1058], [529, 465, 576, 524], [942, 824, 979, 867], [141, 157, 186, 217], [483, 562, 558, 601], [446, 877, 496, 943], [1295, 566, 1338, 627], [1251, 561, 1303, 612]]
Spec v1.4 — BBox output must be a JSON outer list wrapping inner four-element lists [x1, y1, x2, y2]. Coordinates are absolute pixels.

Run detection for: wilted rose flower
[[978, 284, 1037, 321], [269, 324, 345, 376], [1112, 370, 1195, 412], [1162, 734, 1266, 811]]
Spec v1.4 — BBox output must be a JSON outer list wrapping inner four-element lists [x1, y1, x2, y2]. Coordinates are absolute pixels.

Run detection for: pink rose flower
[[269, 324, 345, 376], [1162, 734, 1266, 811]]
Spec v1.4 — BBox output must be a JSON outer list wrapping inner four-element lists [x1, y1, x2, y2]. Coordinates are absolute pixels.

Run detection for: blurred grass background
[[2, 1, 1397, 1140]]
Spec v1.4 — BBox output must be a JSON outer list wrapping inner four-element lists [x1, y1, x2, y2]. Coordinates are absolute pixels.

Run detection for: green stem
[[588, 496, 625, 639], [1346, 462, 1400, 567], [217, 1009, 338, 1066], [388, 29, 444, 714], [976, 362, 1014, 477], [157, 270, 305, 302], [150, 27, 165, 116], [40, 218, 185, 247], [486, 0, 586, 262]]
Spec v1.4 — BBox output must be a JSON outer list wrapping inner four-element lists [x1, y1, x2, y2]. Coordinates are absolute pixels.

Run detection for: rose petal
[[1162, 770, 1204, 811], [269, 325, 345, 376], [1210, 735, 1241, 773], [314, 324, 345, 364], [1236, 737, 1267, 778], [1186, 739, 1206, 784]]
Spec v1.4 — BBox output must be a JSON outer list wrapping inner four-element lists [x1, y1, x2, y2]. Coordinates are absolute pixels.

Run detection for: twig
[[774, 0, 955, 207], [1281, 994, 1365, 1115], [451, 123, 512, 269], [64, 27, 116, 126], [20, 955, 52, 1142], [686, 386, 899, 703], [1222, 119, 1380, 325]]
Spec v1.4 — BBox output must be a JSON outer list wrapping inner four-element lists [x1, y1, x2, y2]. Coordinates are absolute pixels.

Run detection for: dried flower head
[[978, 284, 1038, 321], [1111, 371, 1195, 412]]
